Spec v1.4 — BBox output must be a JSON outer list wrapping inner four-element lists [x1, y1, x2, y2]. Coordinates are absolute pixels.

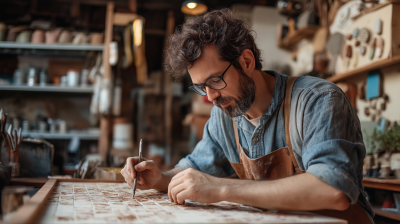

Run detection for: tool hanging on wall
[[122, 17, 148, 84], [132, 17, 148, 84], [313, 0, 331, 75], [89, 53, 103, 123], [0, 109, 23, 177]]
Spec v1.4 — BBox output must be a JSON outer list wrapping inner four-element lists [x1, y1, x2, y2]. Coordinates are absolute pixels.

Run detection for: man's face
[[188, 45, 256, 118]]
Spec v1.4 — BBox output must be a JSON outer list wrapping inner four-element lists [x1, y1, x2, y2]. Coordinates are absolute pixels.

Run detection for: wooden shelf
[[363, 177, 400, 192], [22, 129, 100, 140], [278, 26, 319, 49], [0, 84, 93, 93], [326, 55, 400, 83], [372, 205, 400, 221], [0, 41, 103, 51]]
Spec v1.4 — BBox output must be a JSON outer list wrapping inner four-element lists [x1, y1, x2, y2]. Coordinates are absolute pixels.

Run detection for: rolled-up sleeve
[[301, 90, 365, 204], [175, 108, 234, 177]]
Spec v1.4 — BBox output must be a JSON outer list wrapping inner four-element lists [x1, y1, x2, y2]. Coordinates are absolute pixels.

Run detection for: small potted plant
[[371, 124, 400, 178]]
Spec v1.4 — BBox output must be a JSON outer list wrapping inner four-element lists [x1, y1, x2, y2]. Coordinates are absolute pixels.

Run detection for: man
[[121, 8, 374, 224]]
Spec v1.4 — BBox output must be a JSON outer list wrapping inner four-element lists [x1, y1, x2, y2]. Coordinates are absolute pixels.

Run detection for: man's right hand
[[121, 157, 162, 190]]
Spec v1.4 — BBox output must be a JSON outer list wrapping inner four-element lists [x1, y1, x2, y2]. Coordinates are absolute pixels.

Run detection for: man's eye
[[210, 77, 221, 83]]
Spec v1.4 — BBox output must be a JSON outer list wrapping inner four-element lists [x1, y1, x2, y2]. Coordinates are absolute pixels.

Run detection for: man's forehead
[[189, 46, 224, 78]]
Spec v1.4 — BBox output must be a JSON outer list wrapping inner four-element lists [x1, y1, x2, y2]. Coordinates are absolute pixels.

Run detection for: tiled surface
[[35, 182, 345, 223]]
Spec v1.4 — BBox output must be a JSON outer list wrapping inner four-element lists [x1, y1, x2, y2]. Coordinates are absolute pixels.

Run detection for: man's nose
[[206, 87, 220, 102]]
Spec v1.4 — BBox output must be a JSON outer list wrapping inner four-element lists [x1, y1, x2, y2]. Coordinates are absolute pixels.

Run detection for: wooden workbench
[[6, 179, 346, 224]]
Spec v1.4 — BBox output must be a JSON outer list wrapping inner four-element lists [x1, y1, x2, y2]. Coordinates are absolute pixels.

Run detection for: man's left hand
[[168, 168, 224, 204]]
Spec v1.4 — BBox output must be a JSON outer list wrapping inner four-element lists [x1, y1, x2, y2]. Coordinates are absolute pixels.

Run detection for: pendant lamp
[[181, 0, 207, 15]]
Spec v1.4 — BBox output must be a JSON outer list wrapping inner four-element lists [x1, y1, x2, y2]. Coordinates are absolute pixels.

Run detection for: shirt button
[[253, 137, 259, 142]]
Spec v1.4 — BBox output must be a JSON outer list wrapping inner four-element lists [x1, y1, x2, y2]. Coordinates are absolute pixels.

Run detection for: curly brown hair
[[163, 8, 262, 79]]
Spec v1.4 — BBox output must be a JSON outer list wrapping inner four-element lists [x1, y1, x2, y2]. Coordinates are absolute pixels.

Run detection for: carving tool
[[132, 139, 142, 198]]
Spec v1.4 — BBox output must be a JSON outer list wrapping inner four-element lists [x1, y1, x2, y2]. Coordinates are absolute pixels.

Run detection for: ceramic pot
[[314, 58, 329, 73], [31, 30, 45, 44], [58, 30, 72, 43], [380, 165, 391, 178], [72, 32, 88, 44], [372, 168, 380, 178], [90, 33, 104, 45], [394, 169, 400, 179], [45, 29, 62, 44], [16, 31, 32, 43]]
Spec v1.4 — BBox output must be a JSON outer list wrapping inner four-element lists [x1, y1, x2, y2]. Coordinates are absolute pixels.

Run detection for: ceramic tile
[[37, 182, 345, 224]]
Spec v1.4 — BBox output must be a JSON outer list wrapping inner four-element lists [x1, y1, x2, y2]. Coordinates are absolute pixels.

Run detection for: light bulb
[[187, 2, 197, 9]]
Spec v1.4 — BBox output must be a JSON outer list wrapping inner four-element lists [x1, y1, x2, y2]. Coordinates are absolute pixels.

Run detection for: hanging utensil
[[7, 124, 12, 136]]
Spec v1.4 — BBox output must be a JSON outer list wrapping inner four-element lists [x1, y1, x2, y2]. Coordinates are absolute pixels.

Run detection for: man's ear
[[240, 49, 255, 76]]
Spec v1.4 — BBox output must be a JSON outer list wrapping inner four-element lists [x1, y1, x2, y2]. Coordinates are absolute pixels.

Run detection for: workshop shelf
[[326, 55, 400, 83], [278, 26, 320, 50], [0, 41, 104, 51], [22, 130, 99, 140], [362, 177, 400, 192], [371, 205, 400, 221], [363, 178, 400, 220], [0, 84, 93, 93]]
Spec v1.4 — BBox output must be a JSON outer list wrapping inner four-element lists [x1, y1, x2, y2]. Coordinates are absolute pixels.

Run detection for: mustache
[[213, 96, 235, 107]]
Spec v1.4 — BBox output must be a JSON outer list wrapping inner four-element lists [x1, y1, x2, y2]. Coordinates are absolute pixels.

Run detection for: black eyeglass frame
[[188, 60, 235, 96]]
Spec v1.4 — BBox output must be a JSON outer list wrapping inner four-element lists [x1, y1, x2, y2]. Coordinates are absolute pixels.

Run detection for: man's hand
[[121, 157, 162, 190], [168, 168, 224, 204]]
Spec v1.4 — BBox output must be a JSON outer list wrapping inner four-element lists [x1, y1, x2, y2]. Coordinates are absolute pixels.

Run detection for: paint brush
[[132, 139, 142, 198]]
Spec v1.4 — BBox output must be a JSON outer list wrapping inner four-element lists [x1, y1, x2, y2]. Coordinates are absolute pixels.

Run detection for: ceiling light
[[187, 3, 197, 9], [181, 1, 207, 15]]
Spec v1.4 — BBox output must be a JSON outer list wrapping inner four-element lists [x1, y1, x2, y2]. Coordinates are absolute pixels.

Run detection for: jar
[[13, 70, 23, 85], [27, 67, 37, 86], [39, 69, 48, 86], [58, 120, 67, 133], [60, 76, 68, 86], [67, 69, 79, 87]]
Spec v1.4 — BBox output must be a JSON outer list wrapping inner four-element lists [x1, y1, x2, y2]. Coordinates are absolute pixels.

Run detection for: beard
[[213, 69, 256, 118]]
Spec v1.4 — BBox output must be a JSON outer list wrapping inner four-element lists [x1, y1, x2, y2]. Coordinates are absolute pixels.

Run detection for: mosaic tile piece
[[36, 183, 345, 224]]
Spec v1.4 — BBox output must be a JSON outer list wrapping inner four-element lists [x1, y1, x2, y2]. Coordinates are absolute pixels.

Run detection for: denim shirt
[[176, 71, 374, 218]]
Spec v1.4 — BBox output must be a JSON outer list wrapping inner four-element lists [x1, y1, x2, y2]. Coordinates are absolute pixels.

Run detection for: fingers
[[169, 181, 187, 203], [168, 173, 187, 202], [176, 189, 190, 205], [121, 168, 134, 187], [135, 159, 155, 173]]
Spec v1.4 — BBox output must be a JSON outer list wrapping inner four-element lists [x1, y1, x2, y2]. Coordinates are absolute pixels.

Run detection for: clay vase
[[58, 30, 72, 43], [72, 32, 88, 44], [16, 31, 32, 43], [90, 33, 104, 45], [31, 30, 45, 44], [45, 29, 62, 44]]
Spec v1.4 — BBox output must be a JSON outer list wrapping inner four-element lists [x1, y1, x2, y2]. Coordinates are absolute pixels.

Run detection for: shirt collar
[[234, 70, 288, 132], [262, 70, 288, 117]]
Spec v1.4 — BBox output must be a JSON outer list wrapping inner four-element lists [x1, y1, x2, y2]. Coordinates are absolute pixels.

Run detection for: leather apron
[[229, 77, 372, 224]]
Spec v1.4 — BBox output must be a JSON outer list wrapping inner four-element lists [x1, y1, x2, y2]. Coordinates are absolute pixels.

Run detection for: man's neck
[[245, 70, 276, 119]]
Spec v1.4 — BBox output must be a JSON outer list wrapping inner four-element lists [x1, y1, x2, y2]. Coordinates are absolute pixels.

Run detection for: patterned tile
[[36, 182, 345, 224]]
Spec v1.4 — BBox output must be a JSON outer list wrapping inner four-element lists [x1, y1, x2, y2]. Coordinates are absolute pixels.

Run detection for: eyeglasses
[[189, 60, 234, 96]]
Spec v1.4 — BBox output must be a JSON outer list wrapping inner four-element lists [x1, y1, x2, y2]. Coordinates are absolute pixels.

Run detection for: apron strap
[[232, 118, 242, 162], [284, 77, 301, 172]]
